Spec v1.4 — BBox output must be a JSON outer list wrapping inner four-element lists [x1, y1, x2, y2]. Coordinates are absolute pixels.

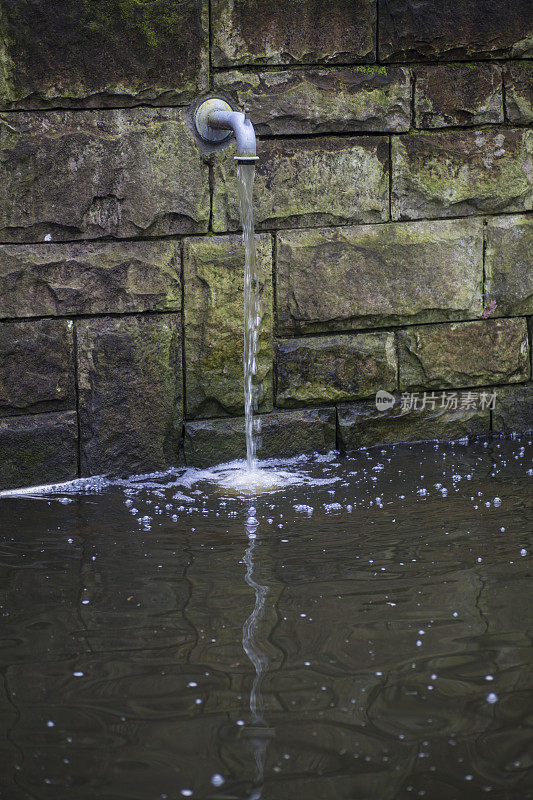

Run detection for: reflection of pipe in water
[[241, 505, 274, 800]]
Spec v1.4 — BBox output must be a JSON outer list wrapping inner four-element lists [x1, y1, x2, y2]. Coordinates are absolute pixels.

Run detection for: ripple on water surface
[[0, 434, 532, 800]]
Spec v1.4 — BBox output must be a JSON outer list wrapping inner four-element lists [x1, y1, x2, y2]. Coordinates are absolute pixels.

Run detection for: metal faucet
[[194, 97, 258, 162]]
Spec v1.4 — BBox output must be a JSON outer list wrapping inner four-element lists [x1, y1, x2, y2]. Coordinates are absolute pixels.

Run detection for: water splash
[[237, 162, 261, 472]]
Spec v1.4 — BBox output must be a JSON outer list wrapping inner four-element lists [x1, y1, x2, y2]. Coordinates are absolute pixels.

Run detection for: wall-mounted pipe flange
[[194, 98, 234, 144]]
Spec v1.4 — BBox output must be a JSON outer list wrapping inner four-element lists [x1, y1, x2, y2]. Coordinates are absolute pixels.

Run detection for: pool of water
[[1, 435, 532, 800]]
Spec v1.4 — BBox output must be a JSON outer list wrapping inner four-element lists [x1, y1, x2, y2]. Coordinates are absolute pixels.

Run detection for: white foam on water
[[178, 452, 340, 496], [0, 451, 340, 500]]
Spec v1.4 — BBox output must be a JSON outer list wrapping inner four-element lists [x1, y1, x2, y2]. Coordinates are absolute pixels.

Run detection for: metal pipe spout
[[194, 98, 258, 162]]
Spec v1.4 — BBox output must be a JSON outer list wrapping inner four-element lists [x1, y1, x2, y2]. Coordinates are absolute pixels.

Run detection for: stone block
[[492, 384, 533, 433], [485, 214, 533, 316], [0, 319, 75, 416], [338, 401, 489, 451], [211, 0, 376, 66], [214, 67, 410, 135], [184, 407, 336, 467], [378, 0, 533, 61], [0, 0, 208, 108], [504, 63, 533, 124], [398, 319, 530, 390], [0, 240, 181, 318], [276, 219, 483, 334], [183, 234, 273, 418], [392, 129, 533, 220], [0, 108, 209, 243], [0, 411, 78, 490], [414, 64, 503, 128], [213, 136, 389, 231], [77, 315, 182, 477], [276, 333, 397, 407]]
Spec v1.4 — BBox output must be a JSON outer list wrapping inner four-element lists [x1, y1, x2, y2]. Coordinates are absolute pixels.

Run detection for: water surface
[[1, 435, 532, 799]]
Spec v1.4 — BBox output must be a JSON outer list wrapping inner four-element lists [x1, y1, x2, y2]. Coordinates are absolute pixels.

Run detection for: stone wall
[[0, 0, 531, 488]]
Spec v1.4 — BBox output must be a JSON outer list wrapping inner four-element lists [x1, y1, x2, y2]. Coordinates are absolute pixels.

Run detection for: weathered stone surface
[[213, 136, 389, 232], [0, 0, 208, 109], [0, 411, 78, 490], [0, 319, 74, 416], [0, 108, 209, 243], [184, 407, 336, 467], [398, 319, 530, 391], [492, 384, 533, 433], [77, 315, 182, 477], [211, 0, 376, 66], [392, 129, 533, 220], [504, 63, 533, 124], [485, 215, 533, 316], [379, 0, 533, 61], [183, 234, 273, 418], [0, 240, 181, 318], [338, 401, 489, 451], [276, 333, 397, 407], [276, 219, 483, 334], [215, 67, 410, 135], [530, 318, 533, 378], [414, 64, 503, 128]]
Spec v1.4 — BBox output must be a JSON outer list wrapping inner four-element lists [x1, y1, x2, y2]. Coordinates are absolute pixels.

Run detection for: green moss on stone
[[83, 0, 186, 50], [353, 65, 387, 74]]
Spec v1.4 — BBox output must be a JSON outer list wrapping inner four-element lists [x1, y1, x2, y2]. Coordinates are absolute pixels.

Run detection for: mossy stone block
[[0, 319, 75, 416], [77, 314, 183, 477], [414, 64, 503, 128], [276, 219, 483, 334], [215, 67, 410, 135], [184, 407, 336, 467], [0, 411, 78, 490], [392, 129, 532, 220], [0, 108, 209, 242], [338, 401, 489, 452], [276, 333, 397, 407], [212, 136, 389, 232], [398, 319, 530, 391], [211, 0, 376, 66], [485, 214, 533, 316], [492, 384, 533, 433], [0, 240, 181, 318], [0, 0, 208, 108], [504, 63, 533, 125], [379, 0, 533, 61], [183, 234, 273, 419]]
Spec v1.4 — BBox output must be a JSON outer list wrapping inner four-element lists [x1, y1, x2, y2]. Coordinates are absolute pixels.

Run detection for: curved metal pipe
[[194, 98, 258, 162], [208, 106, 257, 162]]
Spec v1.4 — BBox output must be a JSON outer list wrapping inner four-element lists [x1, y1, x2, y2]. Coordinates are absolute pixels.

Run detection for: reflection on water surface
[[0, 435, 532, 799]]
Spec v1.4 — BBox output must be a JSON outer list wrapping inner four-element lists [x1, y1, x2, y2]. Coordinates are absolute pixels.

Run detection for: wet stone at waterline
[[0, 435, 531, 799]]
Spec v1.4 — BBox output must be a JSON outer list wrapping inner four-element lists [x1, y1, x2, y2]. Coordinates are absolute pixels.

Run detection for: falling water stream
[[237, 162, 261, 472]]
